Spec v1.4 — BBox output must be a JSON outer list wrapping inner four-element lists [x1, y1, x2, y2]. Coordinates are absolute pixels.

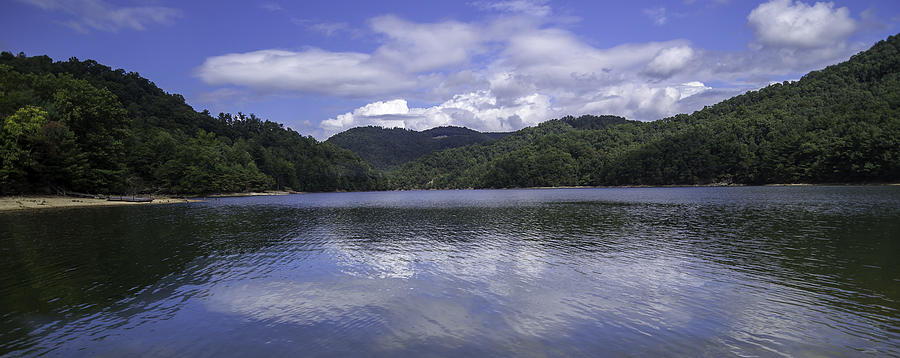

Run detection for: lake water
[[1, 187, 898, 357]]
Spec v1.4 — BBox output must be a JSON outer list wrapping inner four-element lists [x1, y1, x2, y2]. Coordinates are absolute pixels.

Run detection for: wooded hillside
[[389, 34, 900, 188], [0, 52, 383, 194]]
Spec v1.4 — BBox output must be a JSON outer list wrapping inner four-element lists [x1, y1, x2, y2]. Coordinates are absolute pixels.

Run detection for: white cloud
[[197, 0, 870, 139], [204, 227, 832, 353], [197, 16, 484, 97], [317, 80, 715, 139], [17, 0, 181, 33], [643, 7, 668, 26], [748, 0, 857, 49], [498, 29, 688, 88], [578, 82, 712, 123], [321, 99, 413, 132], [320, 91, 552, 137], [645, 46, 695, 78], [370, 15, 484, 73], [196, 49, 418, 97]]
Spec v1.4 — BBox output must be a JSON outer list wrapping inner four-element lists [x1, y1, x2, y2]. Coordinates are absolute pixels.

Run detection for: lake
[[1, 187, 898, 357]]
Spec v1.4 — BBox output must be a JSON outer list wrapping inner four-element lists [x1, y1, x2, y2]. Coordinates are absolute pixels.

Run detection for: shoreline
[[205, 190, 302, 198], [0, 190, 302, 212], [397, 182, 900, 191], [0, 195, 199, 212], [4, 184, 896, 211], [525, 182, 900, 189]]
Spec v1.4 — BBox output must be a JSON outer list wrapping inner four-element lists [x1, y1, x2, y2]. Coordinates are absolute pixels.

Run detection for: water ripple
[[1, 186, 898, 356]]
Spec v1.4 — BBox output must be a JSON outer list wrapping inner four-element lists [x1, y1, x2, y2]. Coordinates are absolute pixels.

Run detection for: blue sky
[[2, 0, 899, 139]]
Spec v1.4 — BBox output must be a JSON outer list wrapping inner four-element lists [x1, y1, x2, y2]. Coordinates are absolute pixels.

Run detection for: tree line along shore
[[1, 34, 898, 199]]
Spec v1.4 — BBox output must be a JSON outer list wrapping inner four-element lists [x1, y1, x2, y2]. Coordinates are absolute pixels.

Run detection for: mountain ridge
[[2, 32, 898, 194], [387, 33, 900, 189], [325, 125, 511, 170]]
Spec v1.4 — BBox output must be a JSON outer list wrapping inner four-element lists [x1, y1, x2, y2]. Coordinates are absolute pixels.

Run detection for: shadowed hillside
[[326, 126, 510, 170]]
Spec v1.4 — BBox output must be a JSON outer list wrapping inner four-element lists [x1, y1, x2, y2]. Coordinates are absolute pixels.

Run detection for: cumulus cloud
[[196, 15, 485, 97], [683, 9, 866, 83], [370, 15, 484, 73], [321, 99, 414, 132], [196, 0, 870, 139], [17, 0, 181, 33], [645, 46, 695, 78], [320, 91, 552, 137], [748, 0, 857, 49], [196, 49, 418, 97], [498, 29, 689, 88], [577, 81, 712, 123], [203, 222, 833, 353]]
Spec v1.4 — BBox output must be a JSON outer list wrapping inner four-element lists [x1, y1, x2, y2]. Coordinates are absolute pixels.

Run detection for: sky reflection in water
[[1, 187, 898, 356]]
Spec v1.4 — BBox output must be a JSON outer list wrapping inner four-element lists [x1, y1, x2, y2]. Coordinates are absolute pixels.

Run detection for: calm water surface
[[1, 187, 898, 356]]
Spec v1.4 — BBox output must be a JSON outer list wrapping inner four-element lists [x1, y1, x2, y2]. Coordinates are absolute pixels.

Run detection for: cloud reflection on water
[[204, 230, 836, 356]]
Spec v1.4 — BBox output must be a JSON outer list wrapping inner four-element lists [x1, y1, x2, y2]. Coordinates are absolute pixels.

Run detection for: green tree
[[0, 106, 48, 192]]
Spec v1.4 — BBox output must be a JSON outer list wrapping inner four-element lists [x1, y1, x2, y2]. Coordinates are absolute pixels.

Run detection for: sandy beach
[[0, 195, 197, 212], [0, 190, 302, 212]]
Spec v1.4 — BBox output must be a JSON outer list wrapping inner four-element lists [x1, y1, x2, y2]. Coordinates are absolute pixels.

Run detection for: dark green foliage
[[3, 32, 898, 194], [560, 114, 631, 130], [0, 66, 129, 193], [391, 34, 900, 188], [390, 115, 633, 188], [326, 125, 510, 170], [1, 106, 50, 192], [152, 130, 271, 194], [0, 53, 381, 194]]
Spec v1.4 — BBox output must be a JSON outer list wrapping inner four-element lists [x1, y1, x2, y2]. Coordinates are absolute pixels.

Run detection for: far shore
[[396, 182, 900, 191], [527, 182, 900, 189]]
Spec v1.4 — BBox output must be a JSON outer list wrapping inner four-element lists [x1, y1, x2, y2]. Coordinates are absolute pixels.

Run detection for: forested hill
[[390, 115, 634, 188], [326, 126, 510, 170], [0, 52, 383, 195], [391, 34, 900, 189], [3, 32, 898, 195]]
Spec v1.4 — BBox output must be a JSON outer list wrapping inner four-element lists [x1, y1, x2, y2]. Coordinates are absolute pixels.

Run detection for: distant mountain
[[390, 34, 900, 189], [326, 126, 511, 170]]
